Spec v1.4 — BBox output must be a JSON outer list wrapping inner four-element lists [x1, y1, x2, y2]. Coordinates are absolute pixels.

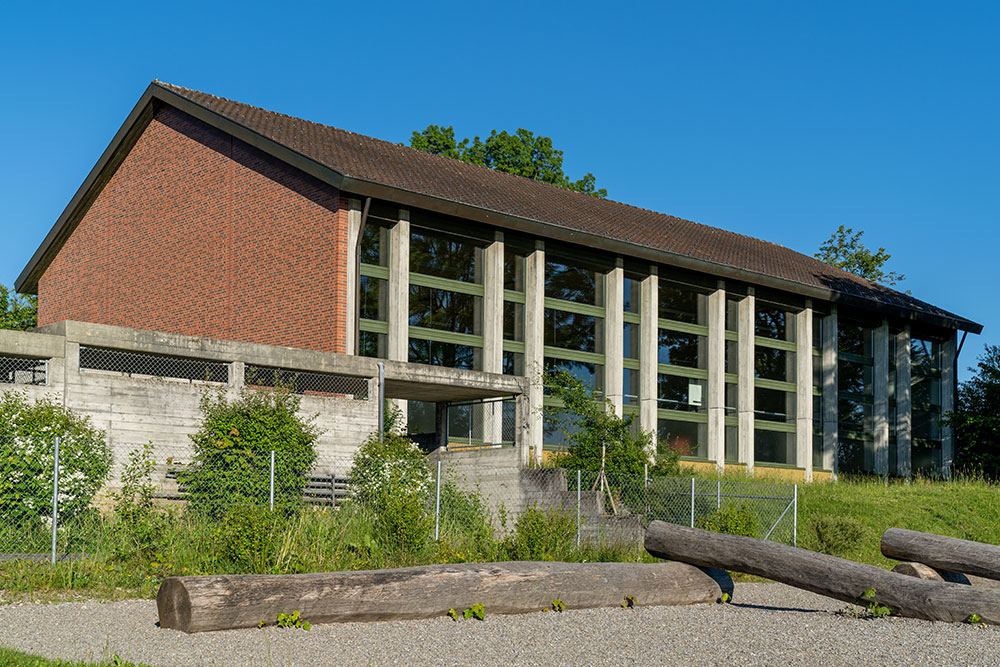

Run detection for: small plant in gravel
[[621, 595, 636, 609], [447, 608, 460, 621], [276, 609, 311, 630], [551, 599, 566, 612], [837, 588, 892, 619], [463, 603, 485, 621], [965, 613, 982, 625]]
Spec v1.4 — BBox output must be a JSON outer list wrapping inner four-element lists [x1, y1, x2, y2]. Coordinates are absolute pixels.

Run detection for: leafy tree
[[947, 345, 1000, 478], [0, 283, 37, 331], [410, 125, 607, 198], [815, 226, 905, 286]]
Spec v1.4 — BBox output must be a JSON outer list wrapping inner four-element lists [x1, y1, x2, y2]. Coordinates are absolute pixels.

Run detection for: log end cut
[[157, 577, 192, 631]]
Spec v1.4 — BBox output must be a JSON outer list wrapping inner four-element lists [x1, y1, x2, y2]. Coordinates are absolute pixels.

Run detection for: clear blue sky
[[1, 1, 996, 379]]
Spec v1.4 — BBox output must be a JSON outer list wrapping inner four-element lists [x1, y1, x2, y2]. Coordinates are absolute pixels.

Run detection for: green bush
[[111, 442, 168, 561], [697, 502, 760, 538], [181, 388, 319, 516], [0, 392, 110, 524], [504, 505, 576, 560], [805, 514, 865, 557], [347, 430, 434, 556], [213, 505, 290, 573]]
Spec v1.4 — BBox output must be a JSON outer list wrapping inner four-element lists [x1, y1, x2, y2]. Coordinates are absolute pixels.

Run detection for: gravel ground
[[0, 583, 998, 666]]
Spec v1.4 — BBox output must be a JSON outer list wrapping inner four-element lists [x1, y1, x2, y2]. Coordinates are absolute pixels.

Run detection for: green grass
[[0, 647, 149, 666]]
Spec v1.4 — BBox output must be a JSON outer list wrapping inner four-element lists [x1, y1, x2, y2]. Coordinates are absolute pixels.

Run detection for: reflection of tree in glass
[[754, 348, 788, 381], [408, 339, 477, 369], [910, 339, 938, 373], [360, 224, 386, 265], [755, 306, 787, 339], [410, 230, 480, 282], [658, 283, 703, 324], [838, 361, 870, 395], [838, 324, 871, 356], [409, 286, 477, 335], [658, 331, 699, 367], [545, 261, 598, 304], [545, 309, 597, 353]]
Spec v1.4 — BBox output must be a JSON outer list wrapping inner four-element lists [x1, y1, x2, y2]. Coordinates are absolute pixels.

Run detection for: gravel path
[[0, 583, 997, 666]]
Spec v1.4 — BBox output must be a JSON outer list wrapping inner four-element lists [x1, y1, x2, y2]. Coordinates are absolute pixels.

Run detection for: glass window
[[725, 425, 738, 461], [755, 429, 794, 465], [406, 400, 435, 435], [838, 398, 872, 432], [913, 442, 942, 476], [359, 331, 386, 359], [725, 297, 740, 331], [756, 304, 794, 341], [755, 347, 795, 383], [503, 351, 524, 376], [409, 286, 481, 335], [545, 357, 604, 394], [503, 302, 524, 341], [504, 247, 526, 291], [755, 387, 794, 423], [725, 383, 738, 415], [545, 309, 603, 354], [409, 339, 480, 370], [623, 322, 640, 359], [659, 281, 707, 325], [839, 323, 873, 356], [658, 419, 707, 458], [624, 277, 641, 314], [911, 375, 941, 407], [725, 340, 739, 374], [543, 405, 582, 449], [360, 276, 387, 321], [623, 368, 640, 406], [657, 330, 705, 368], [410, 228, 483, 282], [360, 224, 389, 266], [911, 338, 941, 374], [545, 260, 603, 305], [656, 375, 707, 412], [913, 409, 941, 441], [813, 314, 823, 348], [838, 437, 872, 475], [839, 361, 873, 395]]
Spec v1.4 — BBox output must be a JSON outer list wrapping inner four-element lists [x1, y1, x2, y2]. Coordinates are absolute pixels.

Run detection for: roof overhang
[[17, 83, 983, 336]]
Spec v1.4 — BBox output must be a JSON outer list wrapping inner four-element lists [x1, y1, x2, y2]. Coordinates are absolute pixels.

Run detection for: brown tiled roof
[[34, 80, 982, 330]]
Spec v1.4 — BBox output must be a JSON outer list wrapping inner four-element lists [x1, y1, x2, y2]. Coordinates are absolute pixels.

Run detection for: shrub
[[504, 505, 576, 560], [213, 505, 290, 573], [0, 392, 110, 524], [697, 502, 760, 538], [347, 430, 433, 556], [806, 515, 865, 557], [111, 442, 168, 561], [181, 388, 319, 516]]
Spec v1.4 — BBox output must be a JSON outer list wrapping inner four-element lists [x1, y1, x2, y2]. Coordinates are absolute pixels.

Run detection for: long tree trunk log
[[158, 561, 732, 633], [881, 528, 1000, 581], [892, 562, 1000, 591], [645, 521, 1000, 625]]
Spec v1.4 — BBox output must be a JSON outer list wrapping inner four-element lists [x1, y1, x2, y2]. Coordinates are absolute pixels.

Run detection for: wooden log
[[645, 520, 1000, 625], [157, 561, 731, 633], [881, 528, 1000, 581], [892, 562, 1000, 591]]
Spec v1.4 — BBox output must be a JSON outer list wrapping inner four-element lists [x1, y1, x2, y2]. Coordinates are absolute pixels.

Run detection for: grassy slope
[[0, 647, 149, 666], [797, 476, 1000, 568]]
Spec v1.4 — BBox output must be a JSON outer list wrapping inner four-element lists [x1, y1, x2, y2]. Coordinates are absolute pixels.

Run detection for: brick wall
[[38, 105, 349, 354]]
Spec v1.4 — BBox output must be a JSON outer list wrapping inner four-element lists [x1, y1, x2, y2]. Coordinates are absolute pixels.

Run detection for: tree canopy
[[0, 284, 37, 331], [410, 125, 607, 198], [815, 225, 905, 286], [947, 344, 1000, 478]]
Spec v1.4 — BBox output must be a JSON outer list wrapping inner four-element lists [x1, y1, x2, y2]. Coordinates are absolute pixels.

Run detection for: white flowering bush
[[347, 430, 433, 554], [0, 392, 111, 525]]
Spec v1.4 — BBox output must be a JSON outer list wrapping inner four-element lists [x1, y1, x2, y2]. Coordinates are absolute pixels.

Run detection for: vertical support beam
[[606, 262, 625, 416], [388, 209, 410, 423], [895, 326, 912, 479], [737, 290, 755, 473], [639, 268, 659, 456], [229, 361, 245, 392], [515, 391, 532, 466], [795, 304, 814, 481], [873, 319, 890, 476], [523, 242, 546, 466], [941, 331, 957, 478], [345, 198, 363, 356], [482, 233, 505, 445], [707, 285, 726, 472], [822, 308, 839, 476]]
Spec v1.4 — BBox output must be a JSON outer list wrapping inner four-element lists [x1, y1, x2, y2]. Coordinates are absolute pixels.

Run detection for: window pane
[[913, 409, 941, 440], [657, 330, 705, 368], [410, 228, 482, 282], [658, 281, 706, 325], [545, 309, 603, 354], [755, 347, 795, 383], [911, 338, 940, 374], [725, 425, 738, 461], [409, 339, 480, 370], [813, 314, 823, 348], [545, 260, 603, 305], [504, 248, 525, 291], [543, 405, 581, 449], [624, 277, 641, 314], [503, 351, 524, 376], [504, 301, 524, 341], [406, 400, 435, 435], [725, 383, 738, 415], [726, 297, 740, 331], [839, 323, 873, 356], [913, 442, 942, 476], [656, 375, 706, 412], [623, 368, 639, 406], [839, 437, 873, 474], [756, 304, 794, 341], [839, 361, 872, 395], [658, 419, 707, 458], [725, 340, 739, 374], [755, 387, 794, 423], [360, 276, 387, 321], [359, 331, 386, 359], [838, 398, 872, 433], [755, 429, 794, 465], [911, 375, 941, 406], [409, 286, 481, 335], [545, 357, 604, 394], [361, 224, 389, 266], [623, 322, 640, 359]]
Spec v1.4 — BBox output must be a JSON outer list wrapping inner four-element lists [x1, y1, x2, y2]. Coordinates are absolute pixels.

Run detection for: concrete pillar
[[639, 268, 659, 455], [388, 209, 410, 423], [345, 198, 363, 356], [895, 326, 912, 479], [822, 308, 839, 476], [795, 304, 813, 481], [229, 360, 245, 389], [737, 291, 755, 473], [606, 262, 625, 416], [515, 391, 532, 467], [524, 242, 545, 465], [482, 232, 505, 445], [873, 319, 890, 476], [941, 331, 957, 478], [707, 285, 726, 471]]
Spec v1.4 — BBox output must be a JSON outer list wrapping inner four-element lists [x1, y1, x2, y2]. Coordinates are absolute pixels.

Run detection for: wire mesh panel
[[0, 356, 47, 386], [244, 364, 369, 399], [79, 346, 229, 384], [446, 398, 516, 448]]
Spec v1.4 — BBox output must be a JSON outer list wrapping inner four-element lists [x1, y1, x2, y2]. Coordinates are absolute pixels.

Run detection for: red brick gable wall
[[38, 106, 349, 354]]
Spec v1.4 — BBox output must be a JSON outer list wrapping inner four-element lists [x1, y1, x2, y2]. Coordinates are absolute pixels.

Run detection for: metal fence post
[[576, 469, 582, 549], [269, 450, 276, 512], [50, 436, 60, 565], [690, 477, 695, 528], [434, 459, 442, 541], [793, 483, 798, 547]]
